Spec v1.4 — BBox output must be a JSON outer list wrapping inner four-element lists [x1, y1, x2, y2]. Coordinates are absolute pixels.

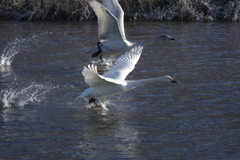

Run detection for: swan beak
[[169, 37, 175, 40], [171, 79, 178, 83]]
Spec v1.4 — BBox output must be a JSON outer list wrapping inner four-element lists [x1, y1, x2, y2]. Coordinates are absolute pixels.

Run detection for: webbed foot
[[89, 98, 101, 108]]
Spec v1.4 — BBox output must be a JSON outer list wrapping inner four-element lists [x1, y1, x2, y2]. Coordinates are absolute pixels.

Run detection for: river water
[[0, 21, 239, 159]]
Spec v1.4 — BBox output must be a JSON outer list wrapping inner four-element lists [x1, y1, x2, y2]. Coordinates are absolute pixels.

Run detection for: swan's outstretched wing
[[103, 46, 143, 80], [82, 64, 124, 87], [101, 0, 126, 39], [89, 0, 126, 42]]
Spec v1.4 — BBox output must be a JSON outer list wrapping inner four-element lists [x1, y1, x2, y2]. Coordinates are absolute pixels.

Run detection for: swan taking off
[[86, 0, 175, 59], [77, 46, 178, 107]]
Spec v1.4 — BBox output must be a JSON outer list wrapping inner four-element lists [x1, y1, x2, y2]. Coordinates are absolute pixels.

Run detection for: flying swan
[[77, 46, 178, 106], [86, 0, 175, 59]]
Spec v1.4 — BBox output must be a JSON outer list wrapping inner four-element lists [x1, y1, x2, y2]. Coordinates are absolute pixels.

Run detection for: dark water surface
[[0, 21, 240, 159]]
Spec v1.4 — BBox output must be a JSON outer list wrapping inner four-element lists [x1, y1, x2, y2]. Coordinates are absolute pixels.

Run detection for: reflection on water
[[0, 21, 239, 159], [74, 108, 140, 158]]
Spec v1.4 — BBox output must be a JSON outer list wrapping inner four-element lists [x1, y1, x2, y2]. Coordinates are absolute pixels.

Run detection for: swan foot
[[89, 98, 101, 108]]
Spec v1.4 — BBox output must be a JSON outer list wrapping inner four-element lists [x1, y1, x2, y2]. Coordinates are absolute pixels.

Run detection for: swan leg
[[89, 98, 101, 108], [100, 55, 104, 62], [92, 42, 102, 58]]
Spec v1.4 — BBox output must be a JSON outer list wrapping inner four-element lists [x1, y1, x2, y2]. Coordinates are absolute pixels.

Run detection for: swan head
[[157, 35, 175, 41], [164, 76, 178, 83]]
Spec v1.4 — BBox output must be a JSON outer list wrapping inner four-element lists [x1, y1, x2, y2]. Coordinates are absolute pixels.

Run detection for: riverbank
[[0, 0, 239, 21]]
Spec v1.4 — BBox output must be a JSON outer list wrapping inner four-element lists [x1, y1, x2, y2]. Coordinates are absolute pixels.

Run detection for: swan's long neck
[[135, 35, 174, 47], [135, 38, 159, 47], [125, 77, 167, 91]]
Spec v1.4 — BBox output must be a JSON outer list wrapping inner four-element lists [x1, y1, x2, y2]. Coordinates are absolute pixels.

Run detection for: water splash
[[0, 40, 21, 66], [91, 57, 115, 74], [84, 99, 114, 111], [0, 32, 53, 67], [0, 84, 50, 109], [92, 56, 115, 66]]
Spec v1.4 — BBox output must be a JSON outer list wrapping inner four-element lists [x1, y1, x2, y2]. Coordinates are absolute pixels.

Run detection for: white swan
[[77, 46, 178, 106], [86, 0, 175, 59]]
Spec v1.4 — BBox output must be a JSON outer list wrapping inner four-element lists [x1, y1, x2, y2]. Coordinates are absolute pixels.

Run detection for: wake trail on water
[[0, 37, 25, 66], [0, 83, 78, 109], [0, 32, 56, 109], [0, 32, 54, 67], [0, 83, 52, 109]]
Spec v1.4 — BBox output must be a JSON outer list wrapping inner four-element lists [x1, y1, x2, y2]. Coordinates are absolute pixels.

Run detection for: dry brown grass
[[0, 0, 239, 21], [120, 0, 240, 21], [0, 0, 92, 20]]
